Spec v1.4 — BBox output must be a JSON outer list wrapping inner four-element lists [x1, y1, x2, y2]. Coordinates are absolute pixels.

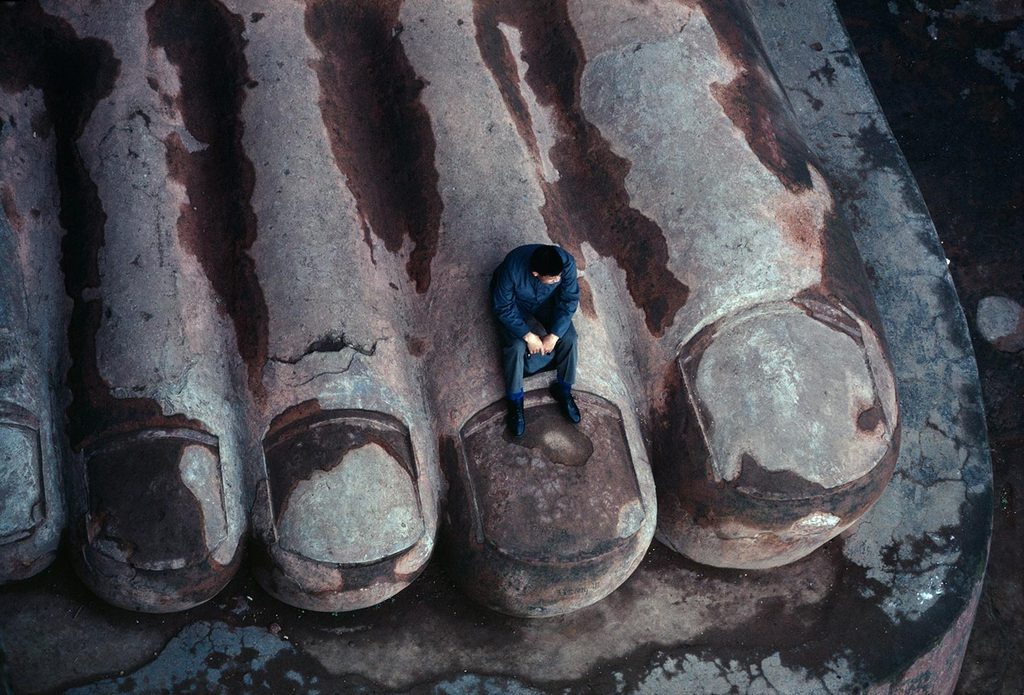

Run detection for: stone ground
[[833, 2, 1023, 692]]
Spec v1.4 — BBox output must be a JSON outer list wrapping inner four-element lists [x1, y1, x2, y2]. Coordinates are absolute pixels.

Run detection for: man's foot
[[549, 384, 582, 424], [507, 399, 526, 437]]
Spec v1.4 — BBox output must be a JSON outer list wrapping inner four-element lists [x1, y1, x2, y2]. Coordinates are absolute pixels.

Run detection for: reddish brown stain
[[857, 404, 883, 432], [0, 2, 209, 448], [146, 0, 270, 402], [304, 0, 443, 293], [773, 185, 826, 253], [0, 184, 23, 234], [577, 276, 597, 319], [697, 0, 815, 194], [265, 398, 323, 438], [404, 334, 426, 356], [473, 0, 689, 336]]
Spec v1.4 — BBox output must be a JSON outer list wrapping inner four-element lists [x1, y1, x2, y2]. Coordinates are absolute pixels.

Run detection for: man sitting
[[491, 244, 582, 437]]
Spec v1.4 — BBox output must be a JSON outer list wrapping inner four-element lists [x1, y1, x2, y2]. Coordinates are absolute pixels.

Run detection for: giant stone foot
[[485, 0, 900, 568], [1, 0, 897, 616]]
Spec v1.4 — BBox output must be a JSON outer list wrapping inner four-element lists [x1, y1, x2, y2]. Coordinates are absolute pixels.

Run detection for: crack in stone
[[269, 333, 383, 365], [293, 356, 359, 387]]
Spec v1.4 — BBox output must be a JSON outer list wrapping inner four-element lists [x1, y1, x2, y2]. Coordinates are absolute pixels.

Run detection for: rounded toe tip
[[73, 426, 241, 612], [659, 299, 900, 568], [1, 405, 62, 583], [253, 409, 431, 612], [444, 392, 654, 617]]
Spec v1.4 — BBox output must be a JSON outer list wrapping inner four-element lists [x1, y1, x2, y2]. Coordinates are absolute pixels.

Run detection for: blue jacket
[[491, 245, 579, 339]]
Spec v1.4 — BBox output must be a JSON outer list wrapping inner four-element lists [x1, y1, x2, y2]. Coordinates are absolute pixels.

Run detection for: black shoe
[[549, 384, 581, 424], [507, 399, 526, 437]]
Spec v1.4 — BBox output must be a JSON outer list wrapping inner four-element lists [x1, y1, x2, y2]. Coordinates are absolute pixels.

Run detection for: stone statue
[[0, 0, 898, 617]]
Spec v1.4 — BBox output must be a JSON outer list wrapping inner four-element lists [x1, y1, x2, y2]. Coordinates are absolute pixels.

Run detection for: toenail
[[262, 410, 424, 566], [83, 428, 226, 571], [0, 406, 44, 545], [690, 302, 892, 494]]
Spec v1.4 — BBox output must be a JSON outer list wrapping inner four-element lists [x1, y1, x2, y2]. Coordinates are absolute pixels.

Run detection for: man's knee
[[505, 338, 527, 357]]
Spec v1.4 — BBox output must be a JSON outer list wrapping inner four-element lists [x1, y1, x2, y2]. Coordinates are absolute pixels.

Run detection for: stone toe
[[443, 390, 653, 617], [0, 404, 54, 582], [655, 297, 900, 568], [253, 409, 429, 612], [74, 427, 241, 612]]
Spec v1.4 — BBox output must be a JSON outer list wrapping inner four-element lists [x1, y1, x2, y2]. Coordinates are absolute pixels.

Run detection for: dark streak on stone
[[577, 276, 597, 319], [857, 404, 883, 432], [473, 0, 689, 336], [85, 433, 213, 568], [404, 334, 426, 357], [304, 0, 443, 293], [697, 0, 815, 193], [811, 207, 886, 330], [0, 184, 23, 234], [808, 58, 837, 86], [264, 398, 323, 441], [147, 0, 270, 402], [0, 1, 208, 449], [734, 452, 831, 500]]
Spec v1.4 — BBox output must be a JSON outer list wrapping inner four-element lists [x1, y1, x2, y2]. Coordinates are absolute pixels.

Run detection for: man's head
[[529, 245, 564, 285]]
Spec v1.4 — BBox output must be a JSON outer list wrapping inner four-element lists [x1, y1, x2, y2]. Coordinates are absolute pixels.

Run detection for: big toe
[[656, 297, 899, 568]]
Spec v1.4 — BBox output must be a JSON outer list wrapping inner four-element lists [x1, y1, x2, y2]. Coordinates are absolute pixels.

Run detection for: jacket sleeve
[[491, 266, 532, 339], [549, 253, 580, 338]]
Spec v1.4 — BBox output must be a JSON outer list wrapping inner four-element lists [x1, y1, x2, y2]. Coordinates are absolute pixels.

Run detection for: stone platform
[[0, 0, 991, 693]]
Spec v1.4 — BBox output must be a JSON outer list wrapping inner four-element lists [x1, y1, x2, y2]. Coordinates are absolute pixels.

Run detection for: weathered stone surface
[[0, 0, 899, 606], [254, 409, 429, 611], [976, 295, 1024, 352], [235, 0, 442, 610], [549, 0, 900, 568], [659, 298, 898, 568], [0, 407, 44, 549], [0, 1, 991, 691], [444, 390, 651, 616]]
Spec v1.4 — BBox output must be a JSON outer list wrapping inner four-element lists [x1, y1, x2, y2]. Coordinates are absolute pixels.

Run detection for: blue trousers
[[499, 320, 577, 399]]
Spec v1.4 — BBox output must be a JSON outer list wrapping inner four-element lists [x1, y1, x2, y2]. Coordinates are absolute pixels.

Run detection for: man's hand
[[524, 332, 545, 355], [541, 333, 559, 355]]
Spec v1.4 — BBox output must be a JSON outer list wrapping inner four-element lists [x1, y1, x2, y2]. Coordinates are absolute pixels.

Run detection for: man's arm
[[491, 266, 532, 339], [547, 252, 580, 338]]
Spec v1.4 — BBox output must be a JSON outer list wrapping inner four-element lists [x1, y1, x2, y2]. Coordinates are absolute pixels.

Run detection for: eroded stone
[[976, 295, 1024, 352], [0, 415, 43, 544], [254, 409, 428, 611], [75, 427, 239, 612], [444, 390, 653, 616], [655, 298, 899, 569]]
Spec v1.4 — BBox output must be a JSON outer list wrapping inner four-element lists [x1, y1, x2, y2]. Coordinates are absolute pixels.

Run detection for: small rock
[[269, 622, 282, 635], [976, 296, 1024, 352]]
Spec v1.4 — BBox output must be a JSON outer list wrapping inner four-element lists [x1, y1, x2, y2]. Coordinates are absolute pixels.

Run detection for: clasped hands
[[524, 331, 558, 356]]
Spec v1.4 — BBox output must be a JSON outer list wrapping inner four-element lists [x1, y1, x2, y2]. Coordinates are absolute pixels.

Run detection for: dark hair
[[529, 245, 564, 276]]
